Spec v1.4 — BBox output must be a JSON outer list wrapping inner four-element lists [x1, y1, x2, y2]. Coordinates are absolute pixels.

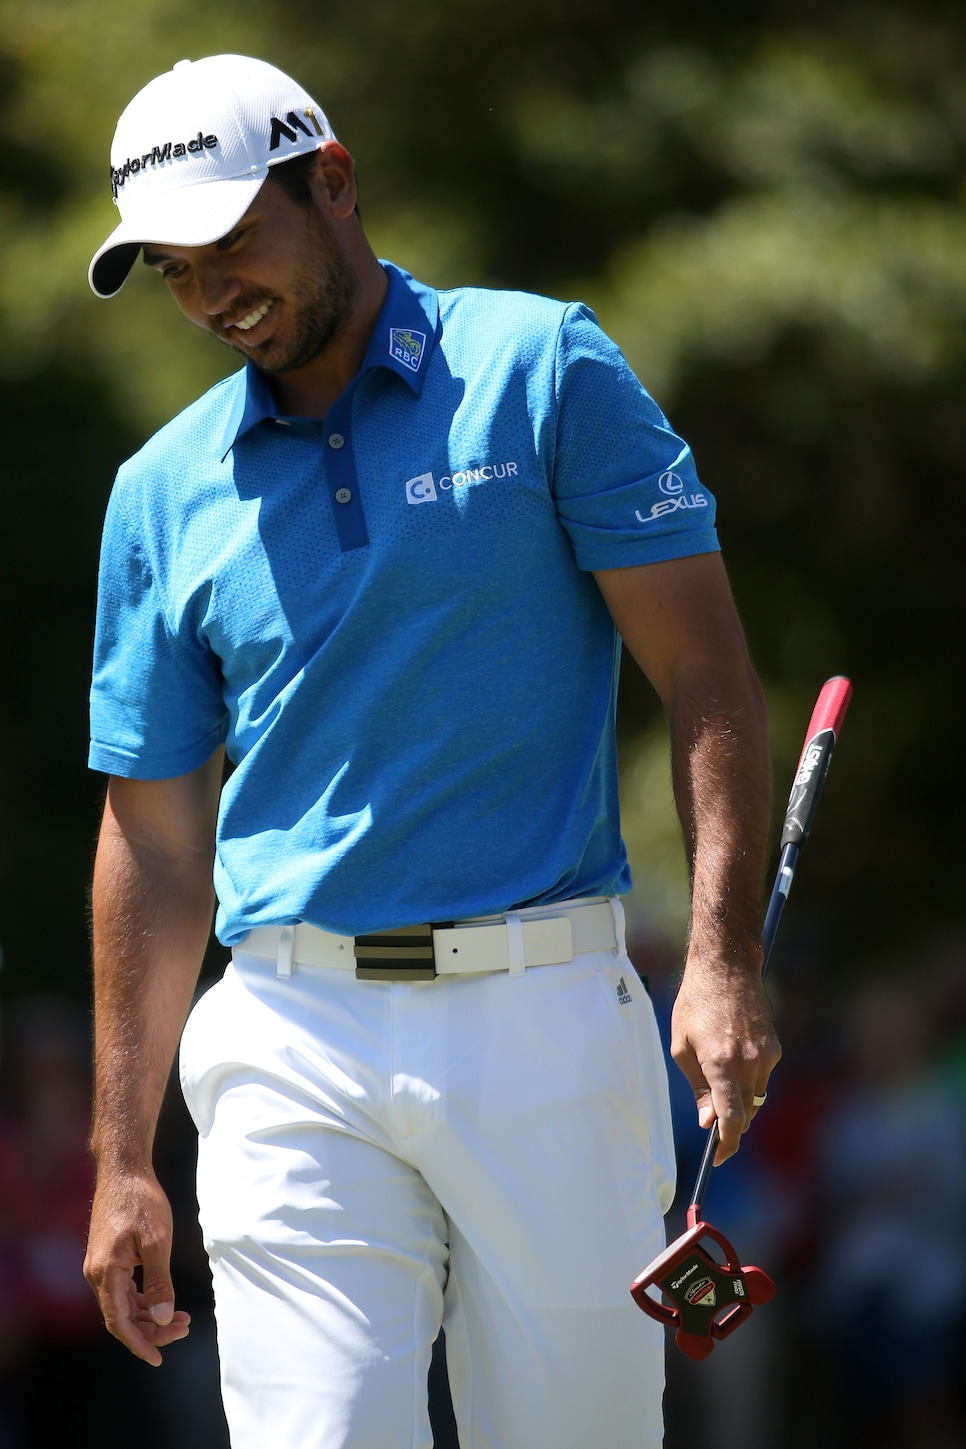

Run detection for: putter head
[[630, 1219, 776, 1360]]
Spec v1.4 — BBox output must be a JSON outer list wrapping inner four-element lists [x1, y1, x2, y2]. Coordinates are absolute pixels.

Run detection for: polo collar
[[220, 262, 440, 459], [362, 261, 439, 394]]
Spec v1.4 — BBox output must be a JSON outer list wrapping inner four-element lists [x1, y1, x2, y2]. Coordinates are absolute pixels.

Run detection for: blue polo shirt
[[90, 262, 718, 942]]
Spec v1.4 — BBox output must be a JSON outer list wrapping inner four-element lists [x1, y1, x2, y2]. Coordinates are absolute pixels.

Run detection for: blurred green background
[[2, 0, 965, 997]]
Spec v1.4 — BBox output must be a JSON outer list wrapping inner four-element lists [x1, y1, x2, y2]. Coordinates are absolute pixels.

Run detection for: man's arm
[[84, 749, 223, 1365], [594, 552, 779, 1164]]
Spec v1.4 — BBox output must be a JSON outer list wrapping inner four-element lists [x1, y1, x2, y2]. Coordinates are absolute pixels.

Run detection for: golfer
[[83, 54, 779, 1449]]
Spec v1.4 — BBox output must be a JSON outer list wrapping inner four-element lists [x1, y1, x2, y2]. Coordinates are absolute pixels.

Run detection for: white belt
[[237, 897, 622, 981]]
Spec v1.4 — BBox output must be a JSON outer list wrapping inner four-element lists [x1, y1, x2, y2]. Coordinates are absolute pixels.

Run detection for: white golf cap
[[89, 55, 335, 298]]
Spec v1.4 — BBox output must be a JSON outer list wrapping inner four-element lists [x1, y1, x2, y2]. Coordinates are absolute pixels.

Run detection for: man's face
[[142, 174, 360, 375]]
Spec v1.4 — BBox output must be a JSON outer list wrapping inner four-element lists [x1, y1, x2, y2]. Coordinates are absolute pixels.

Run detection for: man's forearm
[[90, 820, 215, 1170], [594, 554, 779, 1158], [86, 769, 220, 1364], [668, 655, 771, 971], [666, 655, 779, 1160]]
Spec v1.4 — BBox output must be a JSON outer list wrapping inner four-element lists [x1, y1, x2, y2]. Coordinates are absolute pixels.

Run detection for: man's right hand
[[84, 1167, 191, 1366]]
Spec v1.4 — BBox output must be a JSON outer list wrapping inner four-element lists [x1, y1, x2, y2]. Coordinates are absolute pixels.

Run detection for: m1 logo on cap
[[269, 108, 327, 150]]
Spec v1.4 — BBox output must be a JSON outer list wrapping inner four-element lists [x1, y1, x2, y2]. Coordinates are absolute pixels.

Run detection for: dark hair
[[268, 149, 361, 219]]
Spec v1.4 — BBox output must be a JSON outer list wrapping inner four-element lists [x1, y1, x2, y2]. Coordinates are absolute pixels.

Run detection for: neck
[[269, 243, 388, 418]]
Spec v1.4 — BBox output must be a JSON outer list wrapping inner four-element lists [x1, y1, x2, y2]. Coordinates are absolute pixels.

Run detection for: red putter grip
[[796, 676, 853, 769], [782, 676, 852, 849]]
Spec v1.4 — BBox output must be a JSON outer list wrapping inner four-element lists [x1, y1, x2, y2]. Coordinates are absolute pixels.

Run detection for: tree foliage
[[2, 0, 964, 992]]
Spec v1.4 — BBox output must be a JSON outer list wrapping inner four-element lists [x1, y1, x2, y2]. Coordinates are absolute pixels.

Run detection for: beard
[[210, 207, 361, 375]]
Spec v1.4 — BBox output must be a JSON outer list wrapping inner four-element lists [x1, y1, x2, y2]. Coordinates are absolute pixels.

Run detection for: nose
[[196, 258, 241, 317]]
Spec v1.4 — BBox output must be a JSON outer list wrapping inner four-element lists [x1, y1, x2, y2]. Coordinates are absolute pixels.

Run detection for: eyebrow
[[142, 224, 251, 269]]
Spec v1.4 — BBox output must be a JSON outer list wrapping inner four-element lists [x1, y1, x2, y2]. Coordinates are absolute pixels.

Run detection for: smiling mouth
[[229, 301, 273, 332]]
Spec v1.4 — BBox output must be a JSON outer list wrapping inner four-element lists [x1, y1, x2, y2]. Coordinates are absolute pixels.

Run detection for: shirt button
[[328, 433, 345, 449], [335, 488, 352, 504]]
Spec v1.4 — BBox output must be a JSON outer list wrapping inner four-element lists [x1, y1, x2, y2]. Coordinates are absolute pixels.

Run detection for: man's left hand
[[670, 957, 781, 1164]]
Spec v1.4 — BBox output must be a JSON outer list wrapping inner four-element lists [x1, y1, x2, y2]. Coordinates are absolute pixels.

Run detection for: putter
[[630, 675, 853, 1360]]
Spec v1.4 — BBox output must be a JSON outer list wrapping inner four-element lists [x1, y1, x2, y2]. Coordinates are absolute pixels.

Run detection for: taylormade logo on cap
[[89, 55, 336, 298], [111, 132, 219, 200]]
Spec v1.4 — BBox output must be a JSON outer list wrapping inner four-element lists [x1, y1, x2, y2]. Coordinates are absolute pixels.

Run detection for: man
[[84, 54, 778, 1449]]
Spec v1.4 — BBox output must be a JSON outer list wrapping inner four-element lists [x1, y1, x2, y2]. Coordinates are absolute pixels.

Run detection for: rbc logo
[[405, 472, 437, 504], [391, 328, 426, 373]]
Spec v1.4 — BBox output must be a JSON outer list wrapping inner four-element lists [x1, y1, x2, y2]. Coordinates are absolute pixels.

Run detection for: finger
[[139, 1231, 178, 1329], [705, 1065, 753, 1163], [98, 1265, 166, 1367], [119, 1286, 192, 1359], [712, 1108, 747, 1163], [130, 1290, 192, 1344], [681, 1069, 744, 1144], [673, 1039, 760, 1159]]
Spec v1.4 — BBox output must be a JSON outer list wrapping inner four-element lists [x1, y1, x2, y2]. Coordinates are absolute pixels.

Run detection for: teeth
[[234, 302, 272, 331]]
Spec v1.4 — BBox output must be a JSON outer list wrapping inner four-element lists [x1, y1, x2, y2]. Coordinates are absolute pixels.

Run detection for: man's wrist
[[682, 939, 765, 980], [89, 1134, 157, 1176]]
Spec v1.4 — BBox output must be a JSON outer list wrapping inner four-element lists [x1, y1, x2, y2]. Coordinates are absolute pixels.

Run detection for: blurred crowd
[[0, 932, 964, 1448]]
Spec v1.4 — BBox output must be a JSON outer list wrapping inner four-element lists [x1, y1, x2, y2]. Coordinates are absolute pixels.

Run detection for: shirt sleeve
[[551, 302, 719, 571], [88, 477, 228, 779]]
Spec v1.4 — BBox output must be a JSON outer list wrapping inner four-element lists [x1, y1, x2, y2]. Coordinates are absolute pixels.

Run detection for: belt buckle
[[353, 922, 453, 981]]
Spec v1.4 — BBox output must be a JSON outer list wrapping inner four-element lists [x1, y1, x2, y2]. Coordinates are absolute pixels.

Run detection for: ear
[[308, 142, 358, 220]]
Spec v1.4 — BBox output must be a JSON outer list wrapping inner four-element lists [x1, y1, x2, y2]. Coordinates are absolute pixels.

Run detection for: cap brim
[[88, 170, 269, 298]]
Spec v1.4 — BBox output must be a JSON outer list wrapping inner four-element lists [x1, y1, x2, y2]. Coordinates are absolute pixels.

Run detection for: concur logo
[[406, 472, 438, 504], [405, 462, 519, 504]]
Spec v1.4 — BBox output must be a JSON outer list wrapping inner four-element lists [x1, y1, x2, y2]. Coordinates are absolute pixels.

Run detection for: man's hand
[[84, 1167, 191, 1366], [670, 958, 781, 1164]]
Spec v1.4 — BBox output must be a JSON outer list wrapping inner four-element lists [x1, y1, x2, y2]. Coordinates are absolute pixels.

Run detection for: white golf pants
[[179, 914, 675, 1449]]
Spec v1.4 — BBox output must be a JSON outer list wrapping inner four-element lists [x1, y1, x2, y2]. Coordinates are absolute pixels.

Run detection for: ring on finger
[[752, 1093, 767, 1107]]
